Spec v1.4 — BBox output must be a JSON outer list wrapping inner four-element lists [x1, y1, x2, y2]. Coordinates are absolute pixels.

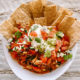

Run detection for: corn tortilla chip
[[41, 0, 47, 6], [44, 4, 57, 25], [58, 16, 76, 33], [29, 0, 43, 18], [0, 20, 14, 39], [19, 3, 32, 18], [66, 20, 80, 49], [11, 8, 33, 28], [34, 17, 47, 25], [52, 7, 73, 26], [58, 16, 77, 49]]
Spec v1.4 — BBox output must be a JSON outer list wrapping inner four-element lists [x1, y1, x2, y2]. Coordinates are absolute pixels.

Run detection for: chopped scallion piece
[[63, 54, 72, 60], [35, 37, 41, 43], [24, 30, 27, 33], [68, 54, 72, 59], [21, 46, 24, 49], [56, 31, 64, 38], [63, 55, 68, 60], [44, 50, 51, 57], [29, 37, 32, 41]]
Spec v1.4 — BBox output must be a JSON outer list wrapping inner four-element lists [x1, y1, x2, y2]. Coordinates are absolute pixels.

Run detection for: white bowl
[[0, 34, 78, 80]]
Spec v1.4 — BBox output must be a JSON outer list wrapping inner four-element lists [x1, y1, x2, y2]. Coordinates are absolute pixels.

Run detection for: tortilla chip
[[19, 3, 32, 18], [41, 0, 47, 6], [11, 8, 33, 28], [44, 4, 57, 25], [66, 20, 80, 49], [58, 16, 76, 33], [34, 17, 47, 25], [0, 20, 14, 39], [58, 16, 77, 49], [52, 7, 73, 26], [29, 0, 43, 18]]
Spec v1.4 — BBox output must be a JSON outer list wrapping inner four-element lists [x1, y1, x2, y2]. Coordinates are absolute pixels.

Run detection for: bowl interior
[[2, 36, 78, 80]]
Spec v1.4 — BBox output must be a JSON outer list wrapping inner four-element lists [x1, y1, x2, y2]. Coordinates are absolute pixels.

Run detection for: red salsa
[[7, 24, 72, 74]]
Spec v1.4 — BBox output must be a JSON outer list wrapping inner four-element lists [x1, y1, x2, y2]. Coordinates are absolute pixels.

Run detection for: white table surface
[[0, 0, 80, 80]]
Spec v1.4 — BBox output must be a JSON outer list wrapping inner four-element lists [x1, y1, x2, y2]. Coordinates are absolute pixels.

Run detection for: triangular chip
[[34, 17, 47, 25], [44, 4, 57, 25], [11, 8, 33, 28], [29, 0, 43, 18], [41, 0, 47, 6], [19, 3, 32, 18], [66, 20, 80, 49], [0, 20, 14, 39], [52, 7, 73, 26], [58, 16, 76, 33], [58, 16, 77, 49]]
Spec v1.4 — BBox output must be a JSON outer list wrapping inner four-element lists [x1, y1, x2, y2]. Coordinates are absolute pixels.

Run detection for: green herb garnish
[[56, 31, 64, 38], [15, 31, 22, 38], [29, 37, 32, 41], [68, 54, 72, 59], [63, 54, 72, 60], [21, 46, 24, 49], [24, 30, 27, 33]]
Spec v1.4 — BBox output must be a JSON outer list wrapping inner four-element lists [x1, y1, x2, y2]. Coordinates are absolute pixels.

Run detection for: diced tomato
[[56, 40, 62, 47], [55, 46, 59, 52], [51, 50, 57, 60], [41, 30, 48, 40], [61, 46, 68, 51], [48, 31, 54, 38], [30, 31, 37, 37], [61, 59, 65, 64], [11, 43, 19, 49], [57, 57, 63, 62], [40, 55, 47, 63], [32, 66, 41, 72], [29, 50, 36, 55], [11, 51, 18, 59], [62, 40, 69, 46], [62, 35, 69, 42], [18, 38, 23, 43], [27, 42, 31, 46], [52, 26, 57, 30], [47, 58, 51, 65]]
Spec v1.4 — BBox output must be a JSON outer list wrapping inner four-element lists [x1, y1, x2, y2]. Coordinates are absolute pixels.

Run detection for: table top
[[0, 0, 80, 80]]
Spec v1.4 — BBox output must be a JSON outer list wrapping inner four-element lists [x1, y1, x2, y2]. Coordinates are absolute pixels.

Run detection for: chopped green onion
[[29, 37, 32, 41], [63, 55, 68, 60], [68, 54, 72, 59], [15, 40, 18, 43], [49, 28, 53, 31], [56, 31, 64, 38], [21, 46, 24, 49], [63, 54, 72, 60], [30, 47, 34, 50], [35, 37, 41, 43], [44, 50, 51, 58], [15, 31, 22, 38], [24, 30, 27, 33]]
